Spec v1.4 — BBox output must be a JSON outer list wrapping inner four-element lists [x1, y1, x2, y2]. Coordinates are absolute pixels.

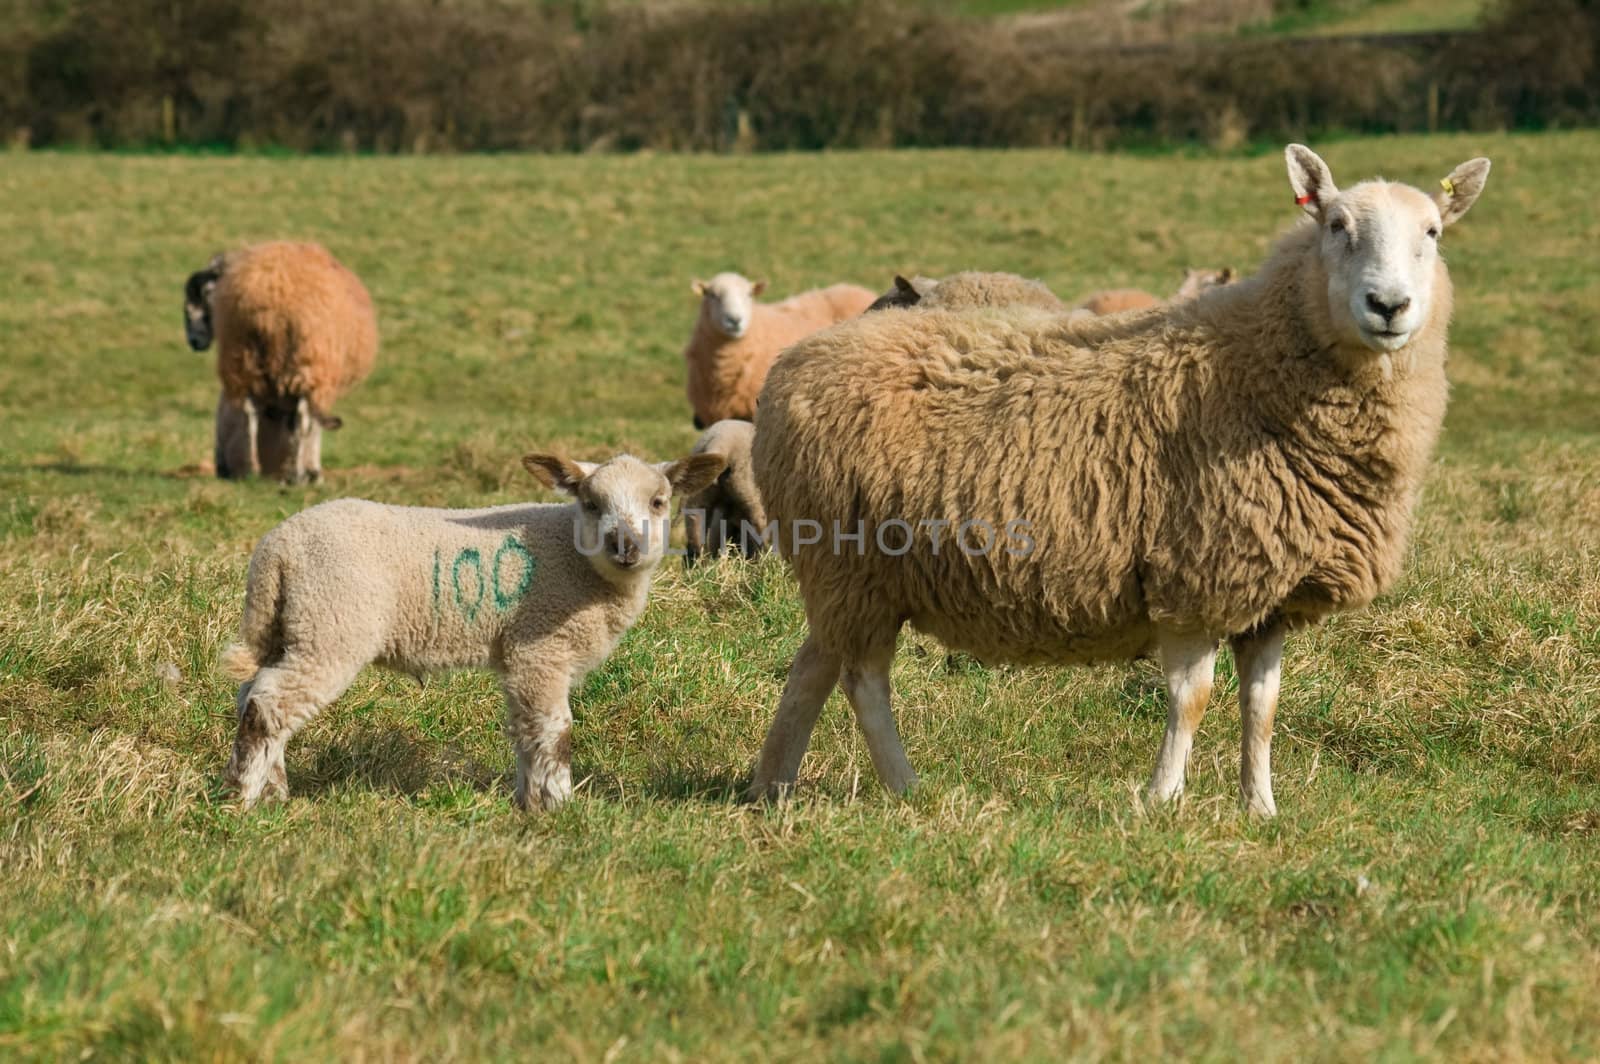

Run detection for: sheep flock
[[200, 143, 1491, 817]]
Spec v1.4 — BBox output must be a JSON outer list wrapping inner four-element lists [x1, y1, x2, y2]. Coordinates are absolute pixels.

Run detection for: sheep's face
[[693, 272, 767, 339], [1286, 145, 1489, 355], [183, 257, 224, 351], [524, 452, 727, 579]]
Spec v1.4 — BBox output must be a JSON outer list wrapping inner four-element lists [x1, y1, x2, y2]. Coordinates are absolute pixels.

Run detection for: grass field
[[2, 131, 1598, 1060]]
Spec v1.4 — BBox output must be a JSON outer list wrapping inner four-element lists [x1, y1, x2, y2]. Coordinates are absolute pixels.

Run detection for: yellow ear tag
[[1440, 177, 1455, 196]]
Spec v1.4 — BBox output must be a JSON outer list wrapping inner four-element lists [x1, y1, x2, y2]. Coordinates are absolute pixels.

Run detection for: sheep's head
[[1173, 266, 1236, 302], [524, 451, 726, 580], [183, 254, 225, 351], [866, 274, 938, 313], [1287, 144, 1489, 355], [692, 272, 766, 339]]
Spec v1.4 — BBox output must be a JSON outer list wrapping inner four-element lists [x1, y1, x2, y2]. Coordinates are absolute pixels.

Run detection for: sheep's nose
[[1365, 292, 1410, 322], [607, 528, 642, 567]]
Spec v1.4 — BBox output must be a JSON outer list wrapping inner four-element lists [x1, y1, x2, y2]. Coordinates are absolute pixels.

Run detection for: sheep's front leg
[[1231, 621, 1284, 818], [1145, 629, 1218, 807], [505, 681, 574, 812]]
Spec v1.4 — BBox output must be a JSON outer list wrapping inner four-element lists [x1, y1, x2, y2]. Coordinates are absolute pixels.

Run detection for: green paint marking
[[452, 547, 484, 622], [431, 547, 442, 620], [492, 534, 536, 610]]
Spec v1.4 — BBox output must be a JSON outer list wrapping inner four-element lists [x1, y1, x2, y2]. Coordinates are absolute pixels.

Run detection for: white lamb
[[219, 450, 726, 811]]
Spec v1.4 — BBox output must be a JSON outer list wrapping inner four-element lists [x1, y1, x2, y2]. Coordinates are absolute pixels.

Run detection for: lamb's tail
[[220, 543, 285, 682]]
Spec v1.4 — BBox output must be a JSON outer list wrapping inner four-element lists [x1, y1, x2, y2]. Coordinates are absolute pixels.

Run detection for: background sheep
[[220, 449, 726, 811], [684, 271, 876, 428], [184, 240, 378, 484], [747, 146, 1489, 817], [866, 271, 1064, 313], [1070, 265, 1237, 319], [682, 419, 767, 565]]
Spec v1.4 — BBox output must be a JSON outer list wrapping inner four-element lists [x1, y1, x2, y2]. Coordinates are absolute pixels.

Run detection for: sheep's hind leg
[[1231, 620, 1284, 818], [505, 680, 574, 812], [1145, 629, 1218, 807], [840, 644, 916, 795], [225, 655, 362, 808], [747, 635, 842, 800]]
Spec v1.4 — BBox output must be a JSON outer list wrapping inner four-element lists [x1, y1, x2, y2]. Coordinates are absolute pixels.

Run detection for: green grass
[[2, 131, 1599, 1060]]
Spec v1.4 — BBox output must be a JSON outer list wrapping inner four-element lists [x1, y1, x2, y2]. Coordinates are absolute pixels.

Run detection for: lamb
[[184, 241, 378, 484], [219, 449, 727, 811], [866, 271, 1065, 313], [1070, 266, 1236, 319], [746, 145, 1490, 817], [682, 419, 768, 565], [684, 272, 877, 428]]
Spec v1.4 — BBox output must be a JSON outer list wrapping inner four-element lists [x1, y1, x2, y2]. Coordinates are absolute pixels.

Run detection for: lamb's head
[[183, 254, 225, 351], [692, 272, 767, 339], [866, 274, 939, 313], [524, 451, 726, 580], [1287, 144, 1489, 355]]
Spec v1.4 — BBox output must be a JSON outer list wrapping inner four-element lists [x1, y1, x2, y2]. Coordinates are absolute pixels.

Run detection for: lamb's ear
[[523, 453, 595, 497], [659, 452, 727, 497], [691, 279, 708, 297], [1285, 144, 1338, 220], [750, 279, 768, 297], [1434, 157, 1490, 227], [1219, 266, 1236, 284]]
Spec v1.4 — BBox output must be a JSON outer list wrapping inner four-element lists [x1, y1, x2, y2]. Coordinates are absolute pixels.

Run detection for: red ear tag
[[1294, 194, 1313, 206]]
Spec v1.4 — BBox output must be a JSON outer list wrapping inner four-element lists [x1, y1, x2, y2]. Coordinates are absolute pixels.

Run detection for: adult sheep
[[1070, 266, 1237, 319], [184, 241, 378, 484], [747, 145, 1490, 817], [866, 271, 1065, 313], [684, 272, 876, 428]]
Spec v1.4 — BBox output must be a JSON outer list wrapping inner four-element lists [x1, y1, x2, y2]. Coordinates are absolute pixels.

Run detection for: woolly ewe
[[747, 145, 1490, 816]]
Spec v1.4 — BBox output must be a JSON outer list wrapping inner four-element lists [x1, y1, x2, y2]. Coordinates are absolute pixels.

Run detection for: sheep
[[866, 271, 1065, 313], [219, 449, 727, 811], [684, 272, 877, 428], [1069, 266, 1237, 320], [746, 145, 1490, 818], [184, 240, 377, 484], [682, 419, 767, 565]]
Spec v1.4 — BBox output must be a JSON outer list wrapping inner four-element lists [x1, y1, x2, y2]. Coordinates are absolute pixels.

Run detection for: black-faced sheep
[[866, 271, 1065, 313], [682, 419, 767, 566], [184, 241, 378, 484], [746, 145, 1490, 817], [220, 450, 726, 811]]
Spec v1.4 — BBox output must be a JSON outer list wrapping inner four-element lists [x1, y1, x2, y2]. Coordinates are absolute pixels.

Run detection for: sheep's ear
[[523, 453, 593, 497], [750, 279, 768, 297], [1219, 266, 1236, 284], [659, 452, 727, 497], [1285, 144, 1338, 220], [691, 279, 708, 297], [1434, 157, 1490, 227]]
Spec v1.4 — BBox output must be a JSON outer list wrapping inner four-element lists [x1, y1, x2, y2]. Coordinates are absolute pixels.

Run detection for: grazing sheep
[[747, 146, 1490, 817], [184, 241, 377, 484], [867, 271, 1065, 313], [1070, 266, 1237, 320], [220, 450, 727, 811], [684, 272, 876, 428], [683, 419, 768, 565]]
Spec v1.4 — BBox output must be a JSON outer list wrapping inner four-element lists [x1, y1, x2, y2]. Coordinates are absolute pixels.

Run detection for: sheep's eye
[[583, 499, 600, 515], [1426, 226, 1440, 239], [1329, 217, 1346, 234], [651, 497, 667, 512]]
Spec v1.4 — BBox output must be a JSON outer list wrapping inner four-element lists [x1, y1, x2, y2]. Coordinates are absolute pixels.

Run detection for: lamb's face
[[695, 272, 766, 339], [1285, 145, 1489, 356], [524, 451, 728, 581]]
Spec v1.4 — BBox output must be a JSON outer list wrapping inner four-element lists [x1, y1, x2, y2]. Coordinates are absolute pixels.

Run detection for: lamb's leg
[[506, 681, 574, 812], [224, 654, 361, 808], [1231, 621, 1284, 818], [747, 634, 842, 800], [243, 397, 261, 478], [1145, 629, 1219, 807], [302, 403, 324, 485], [840, 646, 916, 795]]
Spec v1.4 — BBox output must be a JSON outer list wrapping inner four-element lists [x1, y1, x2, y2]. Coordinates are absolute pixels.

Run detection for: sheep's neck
[[687, 307, 751, 420]]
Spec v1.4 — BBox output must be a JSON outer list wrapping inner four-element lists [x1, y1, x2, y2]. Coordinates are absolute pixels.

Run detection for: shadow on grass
[[292, 724, 499, 798], [0, 461, 214, 481], [579, 762, 747, 805]]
